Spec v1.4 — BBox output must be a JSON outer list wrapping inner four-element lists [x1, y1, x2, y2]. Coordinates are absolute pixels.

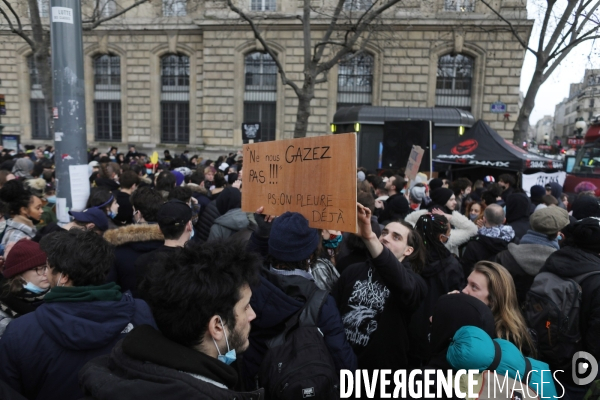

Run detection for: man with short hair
[[135, 200, 193, 298], [104, 187, 165, 294], [380, 175, 408, 223], [451, 177, 472, 213], [113, 170, 140, 226], [33, 207, 109, 242], [461, 204, 515, 276], [79, 241, 263, 399], [0, 230, 156, 400], [495, 206, 569, 305]]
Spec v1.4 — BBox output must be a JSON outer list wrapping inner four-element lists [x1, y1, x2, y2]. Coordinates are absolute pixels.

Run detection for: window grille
[[163, 0, 186, 16], [337, 53, 373, 110], [435, 53, 473, 111], [444, 0, 475, 12], [244, 52, 277, 141], [250, 0, 276, 11], [161, 54, 190, 143]]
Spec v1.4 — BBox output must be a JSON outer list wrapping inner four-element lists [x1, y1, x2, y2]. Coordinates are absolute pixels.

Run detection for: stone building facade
[[0, 0, 531, 155]]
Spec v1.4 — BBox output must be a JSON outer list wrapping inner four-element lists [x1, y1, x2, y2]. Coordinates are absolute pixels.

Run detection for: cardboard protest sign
[[242, 133, 357, 232], [405, 145, 425, 181]]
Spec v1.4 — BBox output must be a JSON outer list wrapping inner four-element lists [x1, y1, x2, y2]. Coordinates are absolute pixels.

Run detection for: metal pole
[[50, 0, 88, 221]]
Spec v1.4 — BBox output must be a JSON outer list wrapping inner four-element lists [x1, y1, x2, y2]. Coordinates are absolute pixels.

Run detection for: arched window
[[436, 53, 473, 111], [94, 54, 121, 141], [244, 52, 277, 142], [161, 54, 190, 143], [28, 56, 50, 139], [337, 53, 373, 110]]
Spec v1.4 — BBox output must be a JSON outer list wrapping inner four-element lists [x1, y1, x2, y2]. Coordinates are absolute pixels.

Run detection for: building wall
[[554, 69, 600, 140], [0, 0, 532, 154]]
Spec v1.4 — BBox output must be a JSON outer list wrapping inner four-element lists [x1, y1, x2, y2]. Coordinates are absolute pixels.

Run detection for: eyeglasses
[[33, 265, 48, 276]]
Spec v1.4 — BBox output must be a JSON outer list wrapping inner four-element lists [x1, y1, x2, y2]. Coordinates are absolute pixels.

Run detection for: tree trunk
[[513, 68, 544, 145], [293, 91, 314, 138]]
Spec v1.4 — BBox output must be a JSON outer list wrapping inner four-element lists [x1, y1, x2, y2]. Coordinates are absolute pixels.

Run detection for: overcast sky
[[520, 2, 600, 125]]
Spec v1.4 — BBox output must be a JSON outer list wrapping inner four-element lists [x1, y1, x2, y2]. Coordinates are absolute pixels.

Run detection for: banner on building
[[522, 171, 567, 196], [241, 133, 357, 232]]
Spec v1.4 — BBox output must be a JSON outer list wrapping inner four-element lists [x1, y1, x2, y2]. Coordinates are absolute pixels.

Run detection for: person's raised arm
[[357, 203, 384, 258]]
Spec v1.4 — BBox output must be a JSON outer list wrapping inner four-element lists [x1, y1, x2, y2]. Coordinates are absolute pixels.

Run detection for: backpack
[[259, 289, 339, 400], [524, 271, 600, 370]]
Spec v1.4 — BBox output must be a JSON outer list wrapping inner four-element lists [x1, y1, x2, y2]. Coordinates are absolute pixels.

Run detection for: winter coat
[[79, 325, 264, 400], [332, 246, 427, 371], [94, 177, 120, 191], [408, 250, 464, 367], [495, 240, 558, 306], [506, 193, 532, 243], [240, 268, 357, 391], [134, 245, 181, 300], [404, 209, 478, 255], [310, 257, 340, 292], [113, 190, 134, 226], [1, 216, 36, 246], [0, 292, 156, 400], [186, 183, 212, 215], [208, 208, 250, 241], [540, 246, 600, 388], [196, 200, 220, 243], [104, 224, 164, 296], [460, 225, 515, 276]]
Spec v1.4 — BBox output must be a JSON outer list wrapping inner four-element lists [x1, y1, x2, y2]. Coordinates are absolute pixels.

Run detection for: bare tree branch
[[0, 0, 35, 47], [226, 0, 302, 96], [83, 0, 150, 30], [479, 0, 535, 54]]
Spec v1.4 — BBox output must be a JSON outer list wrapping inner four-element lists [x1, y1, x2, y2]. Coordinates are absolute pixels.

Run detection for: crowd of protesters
[[0, 144, 599, 400]]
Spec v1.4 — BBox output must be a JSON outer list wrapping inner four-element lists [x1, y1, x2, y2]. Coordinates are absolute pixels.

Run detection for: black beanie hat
[[429, 178, 444, 191], [269, 212, 319, 262], [572, 195, 600, 220], [564, 217, 600, 253], [430, 188, 454, 207]]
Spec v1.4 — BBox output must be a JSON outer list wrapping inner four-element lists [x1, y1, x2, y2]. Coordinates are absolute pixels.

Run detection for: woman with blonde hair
[[461, 260, 536, 356]]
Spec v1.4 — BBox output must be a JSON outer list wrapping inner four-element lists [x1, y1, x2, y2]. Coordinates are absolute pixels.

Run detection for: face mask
[[57, 273, 64, 287], [212, 317, 236, 365], [323, 234, 342, 249], [108, 210, 117, 219], [46, 196, 56, 204], [189, 226, 195, 240], [469, 214, 478, 221], [146, 169, 153, 175], [410, 203, 420, 210], [23, 281, 47, 294], [28, 215, 40, 225]]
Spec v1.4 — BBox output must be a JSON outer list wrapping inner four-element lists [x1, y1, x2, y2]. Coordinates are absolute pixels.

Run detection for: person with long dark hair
[[409, 213, 464, 368], [0, 180, 42, 246]]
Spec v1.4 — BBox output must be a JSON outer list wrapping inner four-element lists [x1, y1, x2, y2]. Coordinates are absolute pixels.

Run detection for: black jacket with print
[[331, 246, 427, 371]]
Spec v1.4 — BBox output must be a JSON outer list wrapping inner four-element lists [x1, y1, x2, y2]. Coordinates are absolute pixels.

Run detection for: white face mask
[[57, 273, 64, 287]]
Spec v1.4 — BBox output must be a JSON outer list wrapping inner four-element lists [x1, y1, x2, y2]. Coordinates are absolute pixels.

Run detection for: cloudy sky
[[520, 2, 600, 125]]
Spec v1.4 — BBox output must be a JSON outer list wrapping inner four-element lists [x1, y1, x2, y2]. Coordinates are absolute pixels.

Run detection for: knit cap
[[2, 239, 47, 279], [430, 188, 454, 207], [268, 212, 319, 262], [565, 218, 600, 253], [572, 195, 600, 220]]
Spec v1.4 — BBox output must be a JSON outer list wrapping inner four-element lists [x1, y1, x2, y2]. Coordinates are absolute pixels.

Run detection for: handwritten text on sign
[[242, 133, 357, 232]]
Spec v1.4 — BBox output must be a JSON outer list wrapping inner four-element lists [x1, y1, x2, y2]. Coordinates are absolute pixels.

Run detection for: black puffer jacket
[[461, 234, 511, 277], [408, 250, 464, 367], [541, 246, 600, 388], [505, 193, 531, 242], [196, 200, 220, 243]]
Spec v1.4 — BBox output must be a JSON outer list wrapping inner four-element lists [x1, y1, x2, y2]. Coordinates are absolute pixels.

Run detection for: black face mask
[[28, 215, 40, 225]]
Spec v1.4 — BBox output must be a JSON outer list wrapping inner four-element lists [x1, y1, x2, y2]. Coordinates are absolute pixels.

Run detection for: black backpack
[[524, 271, 600, 370], [259, 289, 339, 400]]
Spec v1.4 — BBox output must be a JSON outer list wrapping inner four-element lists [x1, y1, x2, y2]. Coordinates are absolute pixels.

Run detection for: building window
[[444, 0, 475, 12], [162, 0, 186, 16], [343, 0, 373, 11], [161, 54, 189, 143], [99, 0, 116, 17], [337, 53, 373, 110], [28, 56, 50, 139], [94, 54, 121, 141], [251, 0, 276, 11], [244, 52, 277, 142], [435, 53, 473, 111]]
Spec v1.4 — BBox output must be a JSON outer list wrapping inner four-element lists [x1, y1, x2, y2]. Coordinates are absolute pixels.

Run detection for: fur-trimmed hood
[[185, 182, 209, 196], [103, 224, 164, 247]]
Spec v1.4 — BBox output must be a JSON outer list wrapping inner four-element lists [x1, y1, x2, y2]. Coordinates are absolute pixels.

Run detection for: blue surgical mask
[[189, 226, 195, 240], [469, 214, 478, 221], [323, 234, 343, 249], [146, 169, 153, 175], [23, 281, 47, 294], [212, 317, 237, 365], [46, 195, 56, 204], [108, 210, 117, 219]]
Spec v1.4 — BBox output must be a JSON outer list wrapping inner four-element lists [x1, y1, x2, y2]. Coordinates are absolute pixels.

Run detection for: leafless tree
[[227, 0, 404, 138], [481, 0, 600, 144], [0, 0, 148, 129]]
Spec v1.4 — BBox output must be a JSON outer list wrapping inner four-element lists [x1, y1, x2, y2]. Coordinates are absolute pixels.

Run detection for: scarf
[[478, 225, 515, 242], [519, 230, 560, 250], [44, 282, 122, 303]]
